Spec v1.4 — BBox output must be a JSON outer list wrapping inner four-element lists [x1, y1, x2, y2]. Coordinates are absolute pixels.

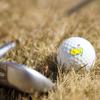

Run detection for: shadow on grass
[[0, 86, 32, 100], [35, 53, 58, 82]]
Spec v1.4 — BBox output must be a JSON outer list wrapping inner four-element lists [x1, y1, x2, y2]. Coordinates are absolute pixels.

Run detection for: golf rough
[[57, 37, 96, 71]]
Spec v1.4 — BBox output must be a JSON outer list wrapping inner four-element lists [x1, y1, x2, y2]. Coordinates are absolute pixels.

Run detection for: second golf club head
[[0, 42, 16, 58], [0, 62, 54, 94]]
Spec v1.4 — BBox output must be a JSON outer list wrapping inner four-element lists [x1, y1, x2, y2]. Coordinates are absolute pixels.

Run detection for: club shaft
[[66, 0, 94, 16]]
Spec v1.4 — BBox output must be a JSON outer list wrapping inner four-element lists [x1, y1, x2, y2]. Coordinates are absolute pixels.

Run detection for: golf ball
[[57, 37, 96, 71]]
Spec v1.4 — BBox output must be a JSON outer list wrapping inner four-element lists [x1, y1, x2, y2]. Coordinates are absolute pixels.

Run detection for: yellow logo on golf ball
[[69, 48, 83, 56]]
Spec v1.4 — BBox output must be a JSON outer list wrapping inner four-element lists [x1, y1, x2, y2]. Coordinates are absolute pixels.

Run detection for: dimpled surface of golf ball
[[57, 37, 96, 71]]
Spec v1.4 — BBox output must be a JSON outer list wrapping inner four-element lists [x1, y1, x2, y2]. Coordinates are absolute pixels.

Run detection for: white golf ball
[[57, 37, 96, 71]]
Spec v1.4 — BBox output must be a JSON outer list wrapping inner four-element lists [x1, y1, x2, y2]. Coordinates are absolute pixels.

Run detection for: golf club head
[[0, 42, 16, 58], [0, 62, 54, 94]]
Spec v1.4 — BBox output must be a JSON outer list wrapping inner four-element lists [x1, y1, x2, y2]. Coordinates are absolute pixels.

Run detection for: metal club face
[[0, 62, 54, 94]]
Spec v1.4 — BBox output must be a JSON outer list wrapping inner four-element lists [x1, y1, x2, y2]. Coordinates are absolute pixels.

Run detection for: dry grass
[[0, 0, 100, 100]]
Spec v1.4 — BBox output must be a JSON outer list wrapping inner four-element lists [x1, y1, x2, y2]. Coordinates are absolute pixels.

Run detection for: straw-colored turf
[[0, 0, 100, 100]]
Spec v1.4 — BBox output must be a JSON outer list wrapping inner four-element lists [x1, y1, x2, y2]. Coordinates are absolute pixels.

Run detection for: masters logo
[[69, 47, 83, 56]]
